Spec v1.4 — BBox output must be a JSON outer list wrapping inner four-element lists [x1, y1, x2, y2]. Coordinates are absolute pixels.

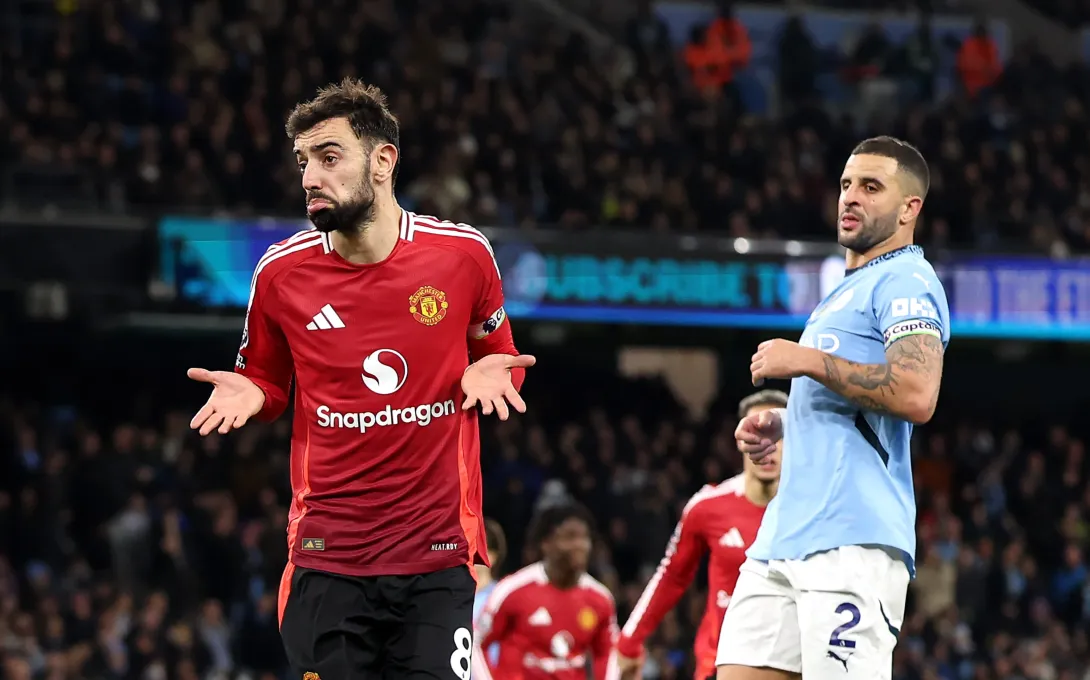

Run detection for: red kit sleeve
[[593, 601, 621, 680], [234, 253, 294, 421], [473, 588, 513, 680], [616, 499, 707, 657], [465, 241, 525, 391]]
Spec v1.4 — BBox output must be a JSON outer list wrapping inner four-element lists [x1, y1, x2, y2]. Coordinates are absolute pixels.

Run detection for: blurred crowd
[[1033, 0, 1090, 29], [4, 1, 1090, 677], [2, 361, 1090, 680], [3, 0, 1090, 252]]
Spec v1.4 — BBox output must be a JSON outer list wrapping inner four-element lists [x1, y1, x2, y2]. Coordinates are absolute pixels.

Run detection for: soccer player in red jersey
[[186, 79, 535, 680], [616, 390, 787, 680], [474, 503, 620, 680]]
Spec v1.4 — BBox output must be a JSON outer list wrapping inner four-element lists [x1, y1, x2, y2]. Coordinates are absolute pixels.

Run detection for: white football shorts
[[715, 544, 909, 679]]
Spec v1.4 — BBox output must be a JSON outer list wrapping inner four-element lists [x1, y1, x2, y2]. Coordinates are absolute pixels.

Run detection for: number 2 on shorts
[[829, 602, 861, 649]]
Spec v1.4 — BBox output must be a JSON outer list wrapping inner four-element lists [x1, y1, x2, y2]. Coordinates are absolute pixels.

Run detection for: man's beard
[[307, 179, 376, 235], [839, 212, 898, 254]]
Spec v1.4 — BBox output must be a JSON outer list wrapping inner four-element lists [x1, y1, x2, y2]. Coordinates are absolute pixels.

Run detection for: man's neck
[[330, 196, 402, 265], [544, 562, 580, 590], [844, 229, 913, 270], [744, 474, 777, 507]]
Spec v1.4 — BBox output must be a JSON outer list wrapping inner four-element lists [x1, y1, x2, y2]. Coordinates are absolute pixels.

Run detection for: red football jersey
[[616, 475, 766, 680], [234, 211, 522, 619], [474, 563, 620, 680]]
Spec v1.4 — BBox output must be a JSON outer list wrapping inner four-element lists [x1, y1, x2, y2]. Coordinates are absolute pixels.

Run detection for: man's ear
[[900, 194, 923, 225], [371, 142, 399, 185]]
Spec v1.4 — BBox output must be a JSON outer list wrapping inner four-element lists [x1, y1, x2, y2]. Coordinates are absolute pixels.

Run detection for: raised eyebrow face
[[293, 140, 347, 160]]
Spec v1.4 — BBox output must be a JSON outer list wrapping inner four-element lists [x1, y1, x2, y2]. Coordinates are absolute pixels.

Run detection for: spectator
[[913, 545, 957, 619], [900, 14, 939, 101], [703, 0, 752, 107], [957, 19, 1002, 99], [626, 0, 673, 76], [777, 16, 819, 105]]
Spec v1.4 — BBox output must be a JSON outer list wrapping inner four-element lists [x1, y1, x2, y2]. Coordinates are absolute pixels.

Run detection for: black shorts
[[280, 565, 476, 680]]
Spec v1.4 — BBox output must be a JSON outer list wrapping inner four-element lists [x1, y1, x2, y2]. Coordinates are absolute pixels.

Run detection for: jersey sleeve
[[463, 233, 525, 391], [235, 257, 294, 421], [593, 599, 621, 680], [473, 586, 513, 678], [616, 499, 707, 657], [873, 265, 950, 350]]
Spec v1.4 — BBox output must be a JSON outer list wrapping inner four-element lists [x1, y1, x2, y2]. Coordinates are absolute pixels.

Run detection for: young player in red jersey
[[616, 390, 787, 680], [474, 503, 620, 680], [186, 79, 535, 680]]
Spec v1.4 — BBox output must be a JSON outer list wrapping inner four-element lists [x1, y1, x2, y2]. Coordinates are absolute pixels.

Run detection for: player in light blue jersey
[[716, 136, 949, 680], [473, 519, 506, 674]]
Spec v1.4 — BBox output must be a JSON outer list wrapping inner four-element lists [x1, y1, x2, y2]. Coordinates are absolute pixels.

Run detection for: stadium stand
[[2, 337, 1090, 679], [3, 0, 1090, 679], [1032, 0, 1090, 28], [3, 0, 1090, 252]]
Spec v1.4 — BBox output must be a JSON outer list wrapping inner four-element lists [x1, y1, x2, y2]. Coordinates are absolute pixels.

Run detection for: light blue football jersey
[[747, 245, 950, 576], [473, 582, 499, 669]]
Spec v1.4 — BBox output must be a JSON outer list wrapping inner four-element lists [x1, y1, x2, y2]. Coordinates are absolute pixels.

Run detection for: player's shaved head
[[838, 137, 929, 255], [850, 136, 929, 200], [287, 78, 401, 184]]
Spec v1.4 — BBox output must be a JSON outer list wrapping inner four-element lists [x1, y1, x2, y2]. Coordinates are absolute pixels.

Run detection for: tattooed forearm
[[814, 333, 944, 421]]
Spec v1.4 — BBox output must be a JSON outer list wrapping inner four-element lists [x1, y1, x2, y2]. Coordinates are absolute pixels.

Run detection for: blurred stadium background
[[4, 0, 1090, 678]]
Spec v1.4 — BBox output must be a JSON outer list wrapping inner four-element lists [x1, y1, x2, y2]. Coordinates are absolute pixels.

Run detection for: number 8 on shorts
[[449, 627, 472, 680]]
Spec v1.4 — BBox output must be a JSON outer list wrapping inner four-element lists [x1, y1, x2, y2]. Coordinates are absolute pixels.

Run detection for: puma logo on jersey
[[718, 527, 745, 548], [529, 607, 552, 626]]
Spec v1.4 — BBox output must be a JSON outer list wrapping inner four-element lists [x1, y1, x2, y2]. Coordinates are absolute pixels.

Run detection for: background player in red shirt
[[474, 503, 620, 680], [616, 389, 788, 680], [186, 78, 535, 680]]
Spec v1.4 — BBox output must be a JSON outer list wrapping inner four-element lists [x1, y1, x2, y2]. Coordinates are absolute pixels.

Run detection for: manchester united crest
[[409, 285, 449, 326], [577, 606, 598, 631], [303, 673, 321, 680]]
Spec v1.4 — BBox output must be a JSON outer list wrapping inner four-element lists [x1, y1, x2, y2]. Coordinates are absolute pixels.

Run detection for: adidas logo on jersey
[[306, 304, 345, 330], [528, 607, 552, 626], [718, 527, 745, 548]]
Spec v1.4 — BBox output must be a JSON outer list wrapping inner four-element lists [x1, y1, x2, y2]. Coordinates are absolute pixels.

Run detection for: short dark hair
[[285, 78, 401, 182], [737, 389, 789, 419], [485, 518, 507, 567], [851, 136, 930, 198], [527, 502, 595, 549]]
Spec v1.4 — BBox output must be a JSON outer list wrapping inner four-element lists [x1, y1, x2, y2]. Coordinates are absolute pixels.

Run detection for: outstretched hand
[[187, 368, 266, 436], [461, 354, 536, 420], [735, 408, 783, 463]]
